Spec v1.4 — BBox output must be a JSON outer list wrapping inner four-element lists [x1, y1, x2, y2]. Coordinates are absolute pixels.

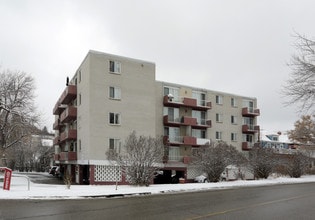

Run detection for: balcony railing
[[60, 106, 77, 123], [242, 107, 260, 117], [59, 151, 77, 161], [242, 142, 255, 151], [163, 95, 211, 110], [242, 124, 260, 134], [60, 129, 77, 143], [53, 101, 66, 115], [164, 135, 198, 146], [163, 115, 211, 128], [60, 85, 77, 105]]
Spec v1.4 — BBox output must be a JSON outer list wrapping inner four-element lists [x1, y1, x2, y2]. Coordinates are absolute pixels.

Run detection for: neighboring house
[[260, 131, 315, 172], [52, 51, 260, 185], [260, 132, 295, 154]]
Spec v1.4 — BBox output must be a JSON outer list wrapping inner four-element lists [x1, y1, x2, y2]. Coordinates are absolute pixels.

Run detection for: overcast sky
[[1, 0, 314, 133]]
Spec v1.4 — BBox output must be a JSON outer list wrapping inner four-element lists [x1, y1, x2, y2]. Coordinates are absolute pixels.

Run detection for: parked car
[[49, 166, 58, 176], [194, 174, 208, 183]]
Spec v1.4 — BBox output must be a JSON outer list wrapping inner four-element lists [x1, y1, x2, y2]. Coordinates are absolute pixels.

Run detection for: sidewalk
[[1, 174, 315, 200]]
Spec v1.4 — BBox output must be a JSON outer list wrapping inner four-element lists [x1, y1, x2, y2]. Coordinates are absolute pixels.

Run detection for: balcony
[[242, 142, 254, 151], [163, 115, 211, 129], [163, 95, 211, 111], [53, 101, 66, 115], [59, 151, 77, 161], [164, 135, 198, 146], [60, 106, 77, 123], [242, 107, 260, 117], [53, 118, 63, 130], [242, 124, 260, 134], [60, 85, 77, 105], [53, 136, 60, 145], [183, 156, 191, 164], [54, 154, 60, 161], [60, 129, 77, 143]]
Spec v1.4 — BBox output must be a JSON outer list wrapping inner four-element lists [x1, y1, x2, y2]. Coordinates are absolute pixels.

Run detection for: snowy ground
[[1, 173, 315, 200]]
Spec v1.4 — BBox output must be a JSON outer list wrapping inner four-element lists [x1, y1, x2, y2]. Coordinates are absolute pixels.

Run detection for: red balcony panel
[[163, 95, 211, 111], [53, 102, 66, 115], [183, 97, 197, 107], [60, 106, 77, 123], [242, 142, 253, 151], [60, 85, 77, 105], [183, 136, 197, 145], [68, 152, 77, 161], [53, 119, 63, 130], [242, 107, 260, 117], [53, 136, 60, 145], [54, 154, 60, 161], [60, 129, 77, 143], [242, 124, 259, 134], [183, 156, 191, 164], [59, 152, 77, 161], [206, 120, 212, 127], [182, 116, 197, 126]]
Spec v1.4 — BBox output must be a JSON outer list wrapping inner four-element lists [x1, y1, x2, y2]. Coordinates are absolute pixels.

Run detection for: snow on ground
[[1, 173, 315, 200]]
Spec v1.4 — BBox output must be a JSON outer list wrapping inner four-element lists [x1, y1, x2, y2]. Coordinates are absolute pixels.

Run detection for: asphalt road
[[1, 182, 315, 220]]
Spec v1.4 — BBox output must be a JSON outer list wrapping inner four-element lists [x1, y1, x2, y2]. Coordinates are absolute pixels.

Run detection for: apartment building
[[53, 50, 260, 185]]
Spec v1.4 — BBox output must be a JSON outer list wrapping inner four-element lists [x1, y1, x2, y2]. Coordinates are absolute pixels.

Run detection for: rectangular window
[[216, 113, 223, 123], [216, 131, 222, 140], [169, 147, 181, 161], [193, 110, 207, 125], [231, 133, 237, 141], [109, 138, 121, 153], [192, 91, 206, 106], [109, 112, 121, 125], [109, 60, 121, 74], [164, 86, 179, 102], [216, 95, 223, 105], [192, 129, 206, 138], [109, 86, 121, 100], [231, 115, 237, 124], [231, 98, 237, 107], [164, 107, 180, 122]]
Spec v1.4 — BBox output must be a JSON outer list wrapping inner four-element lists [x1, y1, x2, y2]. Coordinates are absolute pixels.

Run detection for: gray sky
[[1, 0, 314, 133]]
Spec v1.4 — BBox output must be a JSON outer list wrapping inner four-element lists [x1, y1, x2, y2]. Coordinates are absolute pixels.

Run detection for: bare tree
[[107, 131, 164, 186], [249, 146, 277, 179], [288, 115, 315, 144], [192, 142, 247, 182], [0, 69, 40, 166], [283, 151, 310, 178], [283, 33, 315, 113]]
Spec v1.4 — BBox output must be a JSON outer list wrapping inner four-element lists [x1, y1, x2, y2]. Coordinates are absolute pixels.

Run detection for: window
[[231, 133, 237, 141], [216, 113, 223, 123], [169, 147, 181, 161], [192, 129, 206, 138], [109, 112, 121, 125], [231, 115, 237, 124], [231, 98, 237, 107], [109, 86, 121, 100], [243, 134, 253, 143], [193, 91, 206, 106], [164, 86, 179, 102], [109, 138, 121, 153], [164, 107, 180, 122], [109, 60, 121, 73], [193, 110, 207, 125], [216, 131, 222, 140], [243, 100, 255, 112], [216, 95, 223, 105]]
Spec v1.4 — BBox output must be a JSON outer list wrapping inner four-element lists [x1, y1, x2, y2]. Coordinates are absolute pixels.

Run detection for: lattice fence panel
[[187, 167, 202, 179], [94, 165, 122, 182]]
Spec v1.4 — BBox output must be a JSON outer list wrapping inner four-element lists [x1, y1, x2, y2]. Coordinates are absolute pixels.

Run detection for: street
[[1, 182, 315, 219]]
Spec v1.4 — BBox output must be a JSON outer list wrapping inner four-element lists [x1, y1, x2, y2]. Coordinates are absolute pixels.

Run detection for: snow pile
[[1, 175, 315, 200]]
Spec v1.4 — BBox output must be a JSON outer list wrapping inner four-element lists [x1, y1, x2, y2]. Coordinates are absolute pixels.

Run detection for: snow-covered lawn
[[1, 173, 315, 200]]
